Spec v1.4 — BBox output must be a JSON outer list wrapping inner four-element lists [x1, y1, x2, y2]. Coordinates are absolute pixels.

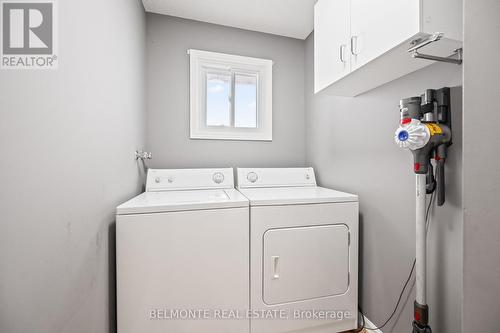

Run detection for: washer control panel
[[146, 168, 234, 191]]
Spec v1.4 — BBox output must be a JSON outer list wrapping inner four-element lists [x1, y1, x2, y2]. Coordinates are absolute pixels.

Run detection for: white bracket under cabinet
[[314, 0, 463, 97]]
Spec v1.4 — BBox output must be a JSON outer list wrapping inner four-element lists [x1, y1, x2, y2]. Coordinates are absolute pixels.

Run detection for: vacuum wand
[[394, 87, 452, 333], [415, 174, 427, 306]]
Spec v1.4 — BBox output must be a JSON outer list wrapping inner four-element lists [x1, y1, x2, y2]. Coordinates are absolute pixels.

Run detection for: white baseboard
[[363, 316, 383, 333]]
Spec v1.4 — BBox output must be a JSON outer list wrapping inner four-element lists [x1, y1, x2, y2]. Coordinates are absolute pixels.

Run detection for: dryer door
[[263, 224, 349, 305], [250, 202, 358, 333]]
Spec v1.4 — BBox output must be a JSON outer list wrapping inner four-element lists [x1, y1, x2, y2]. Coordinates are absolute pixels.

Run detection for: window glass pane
[[235, 74, 257, 128], [206, 72, 231, 127]]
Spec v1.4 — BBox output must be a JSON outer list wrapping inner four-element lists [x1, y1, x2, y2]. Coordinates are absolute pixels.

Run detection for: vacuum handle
[[436, 159, 445, 206]]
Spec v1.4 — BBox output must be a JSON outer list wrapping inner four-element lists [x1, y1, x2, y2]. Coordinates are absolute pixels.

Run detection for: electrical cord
[[354, 306, 366, 332], [354, 192, 435, 332]]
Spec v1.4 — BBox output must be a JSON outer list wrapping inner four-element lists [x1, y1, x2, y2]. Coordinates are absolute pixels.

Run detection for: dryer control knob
[[247, 172, 258, 183], [212, 172, 225, 184], [155, 177, 161, 183]]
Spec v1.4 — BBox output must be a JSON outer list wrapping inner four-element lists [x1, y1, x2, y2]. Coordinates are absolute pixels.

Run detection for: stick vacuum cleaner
[[394, 87, 452, 333]]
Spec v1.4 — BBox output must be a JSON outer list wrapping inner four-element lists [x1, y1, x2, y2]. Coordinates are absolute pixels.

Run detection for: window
[[189, 49, 273, 141]]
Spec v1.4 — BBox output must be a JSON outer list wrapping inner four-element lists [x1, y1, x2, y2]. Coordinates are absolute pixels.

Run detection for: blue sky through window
[[206, 73, 231, 126], [206, 72, 258, 128], [235, 74, 257, 128]]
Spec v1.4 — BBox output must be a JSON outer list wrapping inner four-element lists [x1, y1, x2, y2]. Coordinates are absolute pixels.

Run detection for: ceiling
[[142, 0, 316, 40]]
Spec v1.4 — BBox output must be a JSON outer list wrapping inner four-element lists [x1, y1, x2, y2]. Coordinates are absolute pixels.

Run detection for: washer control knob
[[167, 176, 174, 183], [212, 172, 225, 184], [155, 177, 161, 183], [305, 174, 310, 180], [247, 172, 258, 183]]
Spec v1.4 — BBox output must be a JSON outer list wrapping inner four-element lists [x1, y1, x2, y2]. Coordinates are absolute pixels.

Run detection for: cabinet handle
[[351, 36, 359, 55], [339, 44, 346, 63]]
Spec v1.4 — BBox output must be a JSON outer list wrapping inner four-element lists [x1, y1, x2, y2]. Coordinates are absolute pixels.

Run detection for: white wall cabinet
[[314, 0, 463, 96], [314, 0, 351, 93]]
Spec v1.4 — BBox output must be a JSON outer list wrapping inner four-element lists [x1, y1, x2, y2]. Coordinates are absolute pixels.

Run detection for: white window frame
[[189, 49, 273, 141]]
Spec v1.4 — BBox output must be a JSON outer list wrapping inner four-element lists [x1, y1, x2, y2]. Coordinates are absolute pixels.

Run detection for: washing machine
[[236, 167, 359, 333], [116, 168, 250, 333]]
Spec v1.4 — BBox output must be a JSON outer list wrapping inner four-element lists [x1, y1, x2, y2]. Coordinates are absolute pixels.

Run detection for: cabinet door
[[350, 0, 420, 71], [314, 0, 350, 93]]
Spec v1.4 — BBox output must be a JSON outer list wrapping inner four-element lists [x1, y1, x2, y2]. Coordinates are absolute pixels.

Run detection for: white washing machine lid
[[117, 168, 248, 214], [238, 186, 358, 206], [116, 188, 248, 215]]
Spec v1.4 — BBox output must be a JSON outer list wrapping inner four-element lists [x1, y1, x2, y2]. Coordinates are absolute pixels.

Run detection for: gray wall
[[305, 35, 463, 333], [0, 1, 146, 332], [146, 15, 306, 169], [462, 1, 500, 331]]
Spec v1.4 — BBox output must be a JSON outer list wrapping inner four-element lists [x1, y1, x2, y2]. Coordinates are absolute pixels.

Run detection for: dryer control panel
[[236, 168, 317, 188], [146, 168, 234, 191]]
